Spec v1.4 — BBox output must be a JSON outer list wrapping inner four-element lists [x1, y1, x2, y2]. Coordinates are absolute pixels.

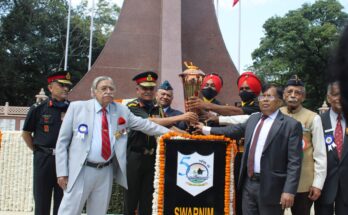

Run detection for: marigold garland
[[153, 132, 237, 215]]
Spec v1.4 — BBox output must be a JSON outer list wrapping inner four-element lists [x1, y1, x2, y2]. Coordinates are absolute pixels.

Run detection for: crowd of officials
[[21, 26, 348, 215]]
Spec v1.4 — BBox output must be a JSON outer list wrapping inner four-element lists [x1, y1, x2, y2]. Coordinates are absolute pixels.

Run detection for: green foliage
[[0, 0, 119, 106], [251, 0, 348, 110]]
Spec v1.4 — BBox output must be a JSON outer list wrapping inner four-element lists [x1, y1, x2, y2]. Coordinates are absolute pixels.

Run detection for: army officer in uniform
[[22, 70, 72, 215]]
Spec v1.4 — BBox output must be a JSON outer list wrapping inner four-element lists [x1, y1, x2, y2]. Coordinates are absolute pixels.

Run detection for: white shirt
[[251, 110, 278, 174], [218, 114, 252, 125], [87, 100, 115, 163]]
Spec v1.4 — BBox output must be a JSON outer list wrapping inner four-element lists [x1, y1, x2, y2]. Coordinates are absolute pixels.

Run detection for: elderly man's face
[[283, 86, 305, 110], [156, 89, 173, 108], [258, 87, 282, 116], [327, 83, 342, 114], [137, 85, 155, 101], [94, 80, 115, 107]]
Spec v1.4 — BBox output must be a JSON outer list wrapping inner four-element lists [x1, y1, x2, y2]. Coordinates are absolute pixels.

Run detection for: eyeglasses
[[258, 95, 276, 101]]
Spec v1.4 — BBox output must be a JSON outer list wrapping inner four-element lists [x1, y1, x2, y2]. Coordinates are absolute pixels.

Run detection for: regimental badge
[[147, 74, 153, 81], [66, 72, 71, 80], [177, 152, 214, 196], [44, 125, 49, 133]]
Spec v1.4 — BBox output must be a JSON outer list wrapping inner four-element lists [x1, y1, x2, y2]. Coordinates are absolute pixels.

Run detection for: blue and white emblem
[[325, 134, 336, 151], [176, 152, 214, 196], [77, 124, 88, 140]]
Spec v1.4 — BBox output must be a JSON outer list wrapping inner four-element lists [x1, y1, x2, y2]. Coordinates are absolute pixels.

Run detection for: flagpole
[[216, 0, 219, 18], [238, 0, 241, 73], [88, 0, 95, 71], [64, 0, 71, 71]]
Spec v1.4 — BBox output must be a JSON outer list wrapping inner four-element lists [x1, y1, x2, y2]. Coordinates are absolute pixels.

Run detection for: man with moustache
[[155, 80, 187, 130], [125, 71, 198, 215], [314, 81, 348, 215], [22, 69, 72, 215], [197, 84, 303, 214], [280, 75, 327, 215], [55, 76, 170, 215]]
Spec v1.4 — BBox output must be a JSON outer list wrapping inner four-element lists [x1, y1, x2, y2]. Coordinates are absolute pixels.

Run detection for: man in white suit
[[55, 76, 169, 215]]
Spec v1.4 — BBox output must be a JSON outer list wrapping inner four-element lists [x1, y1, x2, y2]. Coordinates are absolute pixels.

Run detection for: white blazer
[[55, 99, 169, 192]]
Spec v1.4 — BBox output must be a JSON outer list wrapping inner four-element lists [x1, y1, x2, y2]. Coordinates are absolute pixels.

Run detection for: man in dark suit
[[198, 84, 303, 214], [315, 81, 348, 215]]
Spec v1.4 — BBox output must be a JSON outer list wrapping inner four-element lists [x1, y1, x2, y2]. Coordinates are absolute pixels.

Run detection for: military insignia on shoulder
[[127, 99, 139, 107]]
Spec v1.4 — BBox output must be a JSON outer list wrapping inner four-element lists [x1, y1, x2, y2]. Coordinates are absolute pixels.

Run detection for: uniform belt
[[249, 173, 261, 182], [36, 146, 56, 155], [84, 160, 112, 169]]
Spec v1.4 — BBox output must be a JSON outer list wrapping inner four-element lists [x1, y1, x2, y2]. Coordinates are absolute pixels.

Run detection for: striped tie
[[335, 114, 343, 159], [248, 115, 268, 177], [101, 108, 111, 160]]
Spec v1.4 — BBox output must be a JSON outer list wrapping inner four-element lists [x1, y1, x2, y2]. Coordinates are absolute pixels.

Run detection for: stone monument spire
[[69, 0, 239, 110]]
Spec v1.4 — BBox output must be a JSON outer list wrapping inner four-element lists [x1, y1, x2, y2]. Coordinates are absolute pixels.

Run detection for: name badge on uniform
[[325, 134, 336, 151]]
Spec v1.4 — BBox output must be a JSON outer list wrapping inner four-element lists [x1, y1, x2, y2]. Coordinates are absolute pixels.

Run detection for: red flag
[[233, 0, 239, 7]]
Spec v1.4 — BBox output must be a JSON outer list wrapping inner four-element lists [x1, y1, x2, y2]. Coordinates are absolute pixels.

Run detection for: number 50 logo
[[176, 152, 214, 196]]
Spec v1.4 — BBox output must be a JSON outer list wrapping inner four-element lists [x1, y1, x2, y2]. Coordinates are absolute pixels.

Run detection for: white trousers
[[58, 165, 113, 215]]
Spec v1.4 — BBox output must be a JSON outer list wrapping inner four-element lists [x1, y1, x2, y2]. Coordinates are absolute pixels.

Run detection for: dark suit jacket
[[211, 111, 303, 205], [318, 110, 348, 205], [165, 106, 186, 130]]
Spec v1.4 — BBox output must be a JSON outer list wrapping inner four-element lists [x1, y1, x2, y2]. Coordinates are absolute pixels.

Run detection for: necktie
[[248, 115, 268, 177], [335, 114, 343, 159], [101, 108, 111, 161]]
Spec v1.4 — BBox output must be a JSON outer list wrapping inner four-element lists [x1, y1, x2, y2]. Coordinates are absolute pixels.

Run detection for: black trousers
[[314, 184, 348, 215], [124, 152, 156, 215], [291, 192, 313, 215], [33, 151, 63, 215]]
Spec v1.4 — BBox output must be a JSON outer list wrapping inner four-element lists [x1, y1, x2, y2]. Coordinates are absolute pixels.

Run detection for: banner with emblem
[[153, 133, 237, 215]]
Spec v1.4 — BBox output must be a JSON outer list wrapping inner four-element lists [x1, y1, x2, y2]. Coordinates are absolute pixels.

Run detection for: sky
[[74, 0, 348, 73]]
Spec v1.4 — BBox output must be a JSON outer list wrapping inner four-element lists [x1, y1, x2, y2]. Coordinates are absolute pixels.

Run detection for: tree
[[251, 0, 348, 110], [0, 0, 119, 106]]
